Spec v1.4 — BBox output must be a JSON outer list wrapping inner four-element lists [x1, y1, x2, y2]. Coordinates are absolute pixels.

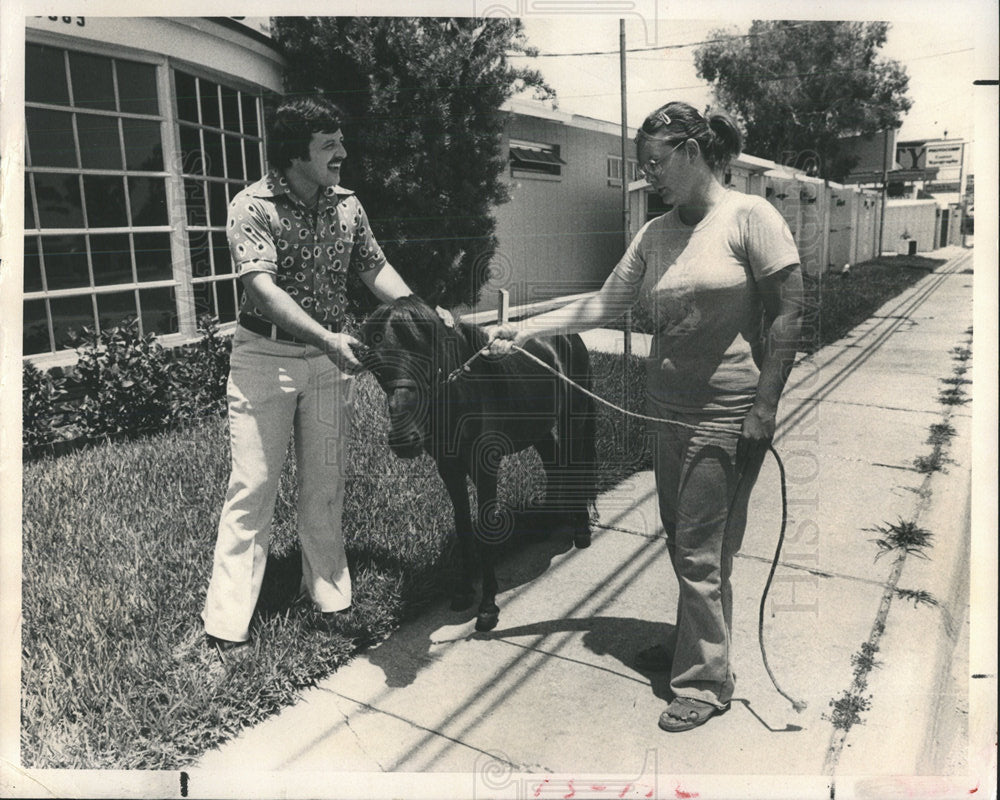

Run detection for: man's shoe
[[206, 634, 251, 660]]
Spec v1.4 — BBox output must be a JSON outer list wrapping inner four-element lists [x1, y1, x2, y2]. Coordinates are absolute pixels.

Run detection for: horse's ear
[[434, 306, 456, 329]]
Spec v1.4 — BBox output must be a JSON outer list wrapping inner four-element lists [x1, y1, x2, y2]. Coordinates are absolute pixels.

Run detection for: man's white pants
[[202, 326, 354, 642]]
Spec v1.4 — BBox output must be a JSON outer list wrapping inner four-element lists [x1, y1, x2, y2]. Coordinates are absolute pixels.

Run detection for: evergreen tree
[[271, 17, 552, 308], [694, 21, 911, 181]]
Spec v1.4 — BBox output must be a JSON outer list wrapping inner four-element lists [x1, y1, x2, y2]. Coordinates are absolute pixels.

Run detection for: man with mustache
[[201, 94, 411, 654]]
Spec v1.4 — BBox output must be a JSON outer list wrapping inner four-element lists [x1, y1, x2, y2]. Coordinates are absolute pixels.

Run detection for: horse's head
[[359, 296, 460, 459]]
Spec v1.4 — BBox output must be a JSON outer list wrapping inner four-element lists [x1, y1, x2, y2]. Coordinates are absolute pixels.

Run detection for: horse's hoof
[[574, 530, 592, 549], [475, 611, 499, 632], [450, 592, 476, 612]]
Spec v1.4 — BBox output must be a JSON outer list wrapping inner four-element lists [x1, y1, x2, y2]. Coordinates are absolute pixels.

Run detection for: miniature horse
[[358, 296, 596, 632]]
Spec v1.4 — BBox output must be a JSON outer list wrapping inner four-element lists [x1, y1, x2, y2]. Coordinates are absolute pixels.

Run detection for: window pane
[[24, 237, 44, 293], [204, 131, 225, 178], [175, 71, 199, 123], [83, 175, 128, 228], [89, 233, 133, 285], [133, 232, 173, 281], [26, 44, 69, 106], [42, 235, 90, 291], [139, 287, 178, 335], [241, 94, 260, 138], [184, 179, 208, 227], [26, 108, 77, 168], [244, 139, 262, 180], [97, 290, 138, 332], [33, 173, 84, 228], [116, 58, 158, 116], [76, 113, 122, 170], [225, 134, 244, 180], [220, 85, 239, 131], [207, 181, 229, 228], [190, 236, 212, 278], [25, 179, 37, 230], [69, 51, 116, 111], [50, 293, 96, 349], [178, 124, 204, 175], [212, 230, 233, 274], [122, 117, 163, 171], [199, 79, 220, 129], [192, 280, 216, 319], [127, 177, 168, 226], [216, 278, 237, 323], [24, 299, 51, 355]]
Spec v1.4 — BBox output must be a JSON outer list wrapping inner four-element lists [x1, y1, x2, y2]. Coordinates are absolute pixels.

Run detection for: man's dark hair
[[265, 95, 344, 170]]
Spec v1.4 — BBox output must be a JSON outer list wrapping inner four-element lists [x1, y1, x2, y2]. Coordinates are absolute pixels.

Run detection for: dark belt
[[238, 314, 341, 344]]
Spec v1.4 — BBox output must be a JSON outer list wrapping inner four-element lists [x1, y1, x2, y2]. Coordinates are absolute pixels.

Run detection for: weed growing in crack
[[867, 518, 934, 561], [823, 690, 873, 730], [927, 422, 956, 446], [938, 387, 971, 406], [914, 451, 953, 474], [894, 588, 940, 608], [851, 642, 882, 681]]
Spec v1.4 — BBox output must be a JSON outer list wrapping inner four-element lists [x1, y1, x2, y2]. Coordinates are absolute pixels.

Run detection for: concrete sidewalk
[[191, 247, 982, 798]]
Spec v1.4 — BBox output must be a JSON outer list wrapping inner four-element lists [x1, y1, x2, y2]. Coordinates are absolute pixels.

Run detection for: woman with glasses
[[487, 101, 803, 731]]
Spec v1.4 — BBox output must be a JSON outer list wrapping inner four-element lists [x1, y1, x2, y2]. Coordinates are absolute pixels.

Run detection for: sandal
[[658, 697, 728, 732], [635, 643, 673, 672]]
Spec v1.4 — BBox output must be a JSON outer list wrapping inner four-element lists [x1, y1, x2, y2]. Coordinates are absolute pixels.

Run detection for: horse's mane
[[362, 296, 485, 353], [362, 295, 553, 382]]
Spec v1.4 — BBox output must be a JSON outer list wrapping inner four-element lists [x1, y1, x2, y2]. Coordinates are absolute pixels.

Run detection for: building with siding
[[482, 99, 638, 312]]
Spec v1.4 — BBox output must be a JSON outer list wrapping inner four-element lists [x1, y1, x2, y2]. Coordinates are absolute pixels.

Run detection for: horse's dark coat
[[359, 296, 597, 631]]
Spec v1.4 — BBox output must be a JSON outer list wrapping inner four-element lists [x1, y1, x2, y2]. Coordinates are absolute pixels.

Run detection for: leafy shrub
[[22, 361, 69, 456], [171, 315, 231, 422], [67, 318, 182, 439]]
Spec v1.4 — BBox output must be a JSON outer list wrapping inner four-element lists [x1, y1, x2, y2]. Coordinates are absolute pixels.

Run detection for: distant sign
[[926, 145, 962, 168], [896, 139, 963, 183], [925, 182, 961, 194]]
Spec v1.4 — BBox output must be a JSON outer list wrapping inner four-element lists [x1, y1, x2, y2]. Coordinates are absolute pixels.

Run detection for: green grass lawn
[[802, 255, 946, 352], [20, 350, 650, 770]]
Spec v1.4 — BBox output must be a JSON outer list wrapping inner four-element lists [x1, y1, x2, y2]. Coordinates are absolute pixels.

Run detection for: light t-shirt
[[612, 189, 799, 415]]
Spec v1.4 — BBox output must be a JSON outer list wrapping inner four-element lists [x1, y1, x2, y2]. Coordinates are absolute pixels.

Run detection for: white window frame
[[23, 33, 267, 367], [607, 154, 639, 186], [509, 138, 564, 180]]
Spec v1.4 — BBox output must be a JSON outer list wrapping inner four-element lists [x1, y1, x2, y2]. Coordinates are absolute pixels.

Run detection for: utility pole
[[957, 140, 967, 248], [877, 127, 890, 258], [620, 19, 632, 357]]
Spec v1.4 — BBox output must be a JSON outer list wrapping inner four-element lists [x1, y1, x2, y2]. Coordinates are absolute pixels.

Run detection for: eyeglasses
[[638, 140, 686, 181]]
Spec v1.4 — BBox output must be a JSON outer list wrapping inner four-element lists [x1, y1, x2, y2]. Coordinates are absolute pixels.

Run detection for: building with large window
[[22, 16, 283, 363]]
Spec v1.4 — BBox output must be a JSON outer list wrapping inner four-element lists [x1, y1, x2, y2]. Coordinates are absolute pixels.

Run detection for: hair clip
[[652, 109, 672, 128]]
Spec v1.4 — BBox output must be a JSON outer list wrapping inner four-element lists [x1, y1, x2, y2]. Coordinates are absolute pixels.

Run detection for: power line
[[507, 22, 814, 57], [553, 47, 975, 101]]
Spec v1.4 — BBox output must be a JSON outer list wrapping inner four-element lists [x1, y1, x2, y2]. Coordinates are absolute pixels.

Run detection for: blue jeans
[[647, 399, 766, 708], [202, 326, 355, 642]]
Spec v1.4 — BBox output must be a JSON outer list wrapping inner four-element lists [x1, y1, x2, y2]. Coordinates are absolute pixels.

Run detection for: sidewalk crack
[[336, 705, 387, 772]]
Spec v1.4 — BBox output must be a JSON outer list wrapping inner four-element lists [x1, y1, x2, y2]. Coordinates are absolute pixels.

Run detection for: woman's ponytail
[[705, 111, 742, 169]]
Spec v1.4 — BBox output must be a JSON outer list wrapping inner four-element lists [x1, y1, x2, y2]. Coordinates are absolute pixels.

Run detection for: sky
[[508, 13, 981, 169]]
